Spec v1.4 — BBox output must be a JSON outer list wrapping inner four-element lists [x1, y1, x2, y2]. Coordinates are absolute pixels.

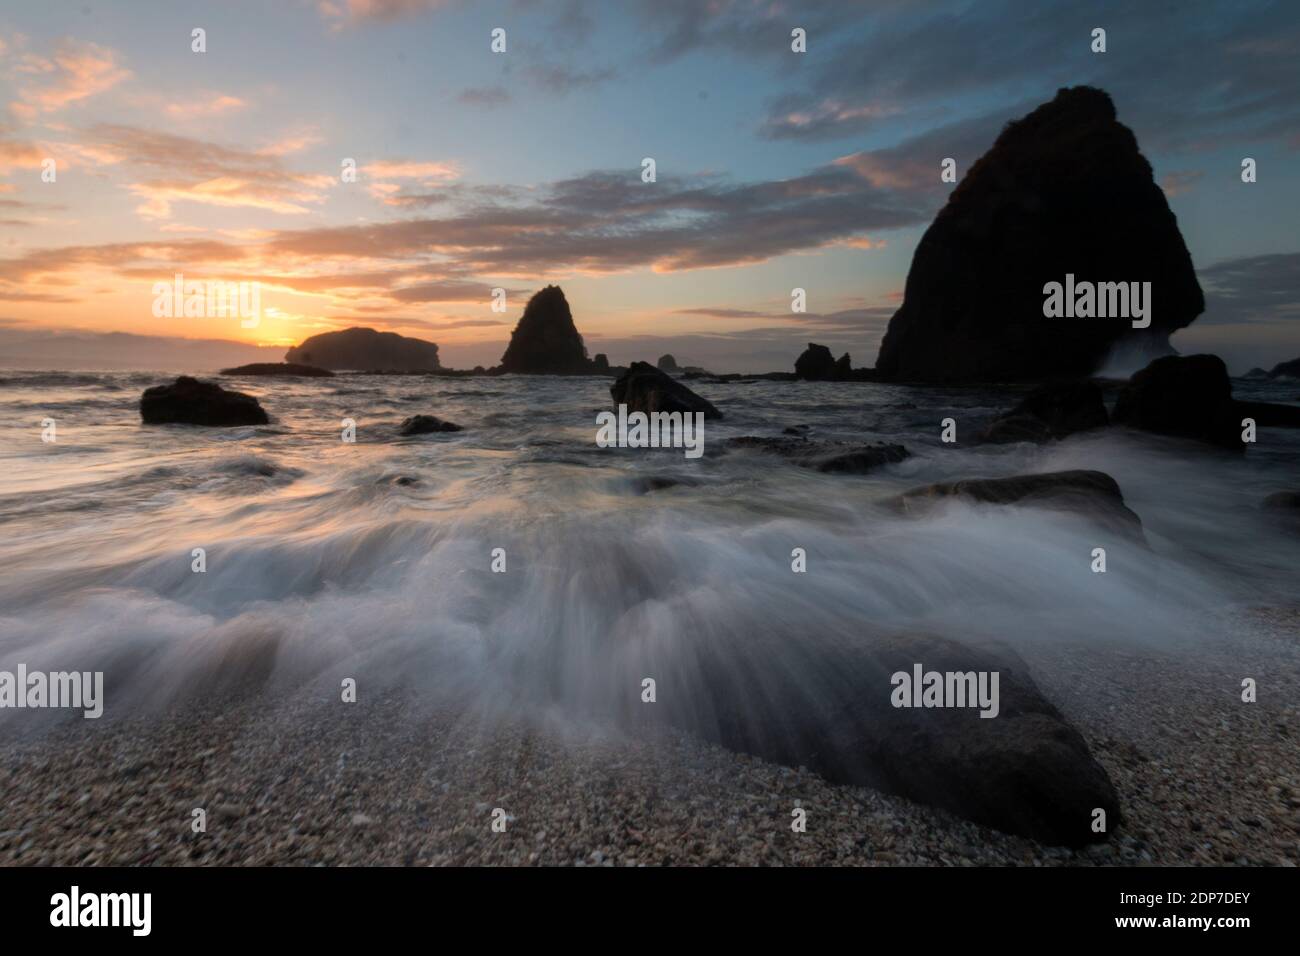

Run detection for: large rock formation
[[140, 376, 269, 426], [498, 285, 596, 374], [1267, 357, 1300, 379], [611, 361, 722, 419], [875, 87, 1204, 383], [656, 354, 679, 372], [285, 328, 440, 371]]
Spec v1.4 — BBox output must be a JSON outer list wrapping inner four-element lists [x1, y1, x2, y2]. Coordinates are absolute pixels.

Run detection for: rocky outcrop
[[794, 343, 837, 380], [656, 354, 679, 372], [980, 381, 1109, 443], [285, 328, 440, 371], [610, 361, 722, 419], [220, 362, 334, 378], [398, 414, 462, 435], [140, 376, 269, 426], [727, 436, 909, 474], [875, 87, 1204, 383], [592, 353, 610, 372], [498, 285, 597, 374], [653, 630, 1119, 846], [1113, 354, 1240, 448], [892, 469, 1144, 540], [1267, 357, 1300, 379]]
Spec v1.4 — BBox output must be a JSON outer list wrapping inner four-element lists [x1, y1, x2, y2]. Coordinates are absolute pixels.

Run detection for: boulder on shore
[[398, 414, 463, 436], [220, 362, 334, 378], [649, 630, 1119, 846], [285, 328, 440, 371], [875, 87, 1204, 383], [980, 381, 1109, 444], [498, 285, 598, 374], [140, 376, 269, 426], [611, 361, 722, 419]]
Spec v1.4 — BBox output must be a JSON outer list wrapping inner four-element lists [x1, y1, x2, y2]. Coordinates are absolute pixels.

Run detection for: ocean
[[1, 368, 1298, 730]]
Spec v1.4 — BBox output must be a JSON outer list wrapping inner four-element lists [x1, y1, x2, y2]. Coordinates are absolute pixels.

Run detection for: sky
[[0, 0, 1297, 373]]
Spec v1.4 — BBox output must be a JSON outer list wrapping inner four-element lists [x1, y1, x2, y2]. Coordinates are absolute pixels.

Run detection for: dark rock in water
[[782, 424, 812, 436], [728, 436, 910, 474], [285, 327, 440, 371], [592, 353, 610, 371], [656, 353, 679, 372], [657, 631, 1118, 846], [1263, 491, 1300, 512], [398, 414, 463, 435], [499, 285, 596, 374], [627, 475, 703, 495], [892, 469, 1144, 539], [834, 352, 852, 379], [794, 343, 837, 380], [1113, 354, 1240, 448], [220, 362, 334, 378], [981, 381, 1109, 444], [140, 376, 269, 426], [611, 361, 722, 419], [1268, 357, 1300, 379], [1242, 367, 1269, 380], [875, 87, 1203, 383]]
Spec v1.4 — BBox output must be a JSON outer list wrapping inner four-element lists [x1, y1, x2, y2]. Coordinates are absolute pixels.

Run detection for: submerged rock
[[728, 436, 909, 474], [140, 376, 269, 426], [892, 469, 1144, 539], [610, 361, 722, 419], [981, 381, 1109, 444], [285, 327, 440, 371], [875, 87, 1203, 383], [398, 414, 463, 435], [498, 285, 597, 374], [220, 362, 334, 378]]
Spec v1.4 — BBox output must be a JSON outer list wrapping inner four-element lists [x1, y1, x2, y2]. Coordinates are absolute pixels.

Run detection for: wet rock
[[398, 414, 463, 436], [660, 631, 1120, 847], [140, 376, 269, 426], [610, 361, 722, 419], [981, 381, 1109, 443], [285, 327, 440, 371], [1113, 354, 1241, 448], [728, 436, 909, 474], [891, 469, 1144, 539], [875, 87, 1203, 383], [219, 363, 334, 377]]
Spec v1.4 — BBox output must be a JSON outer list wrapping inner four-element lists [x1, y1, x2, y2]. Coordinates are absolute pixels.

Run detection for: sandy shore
[[1, 607, 1297, 866]]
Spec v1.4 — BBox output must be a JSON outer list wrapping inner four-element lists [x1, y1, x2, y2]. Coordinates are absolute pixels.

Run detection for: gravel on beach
[[1, 607, 1296, 867]]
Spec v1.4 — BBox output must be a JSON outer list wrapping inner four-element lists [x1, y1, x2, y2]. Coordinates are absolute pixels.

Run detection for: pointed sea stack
[[498, 285, 597, 374], [875, 87, 1204, 383]]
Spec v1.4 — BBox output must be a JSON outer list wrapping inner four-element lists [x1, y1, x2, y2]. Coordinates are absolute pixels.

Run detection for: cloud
[[1161, 170, 1204, 198], [1198, 252, 1300, 326], [9, 40, 130, 119], [457, 86, 511, 108], [164, 94, 247, 120], [318, 0, 453, 26]]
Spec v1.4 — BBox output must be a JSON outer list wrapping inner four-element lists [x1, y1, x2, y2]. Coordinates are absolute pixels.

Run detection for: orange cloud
[[9, 41, 130, 119]]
